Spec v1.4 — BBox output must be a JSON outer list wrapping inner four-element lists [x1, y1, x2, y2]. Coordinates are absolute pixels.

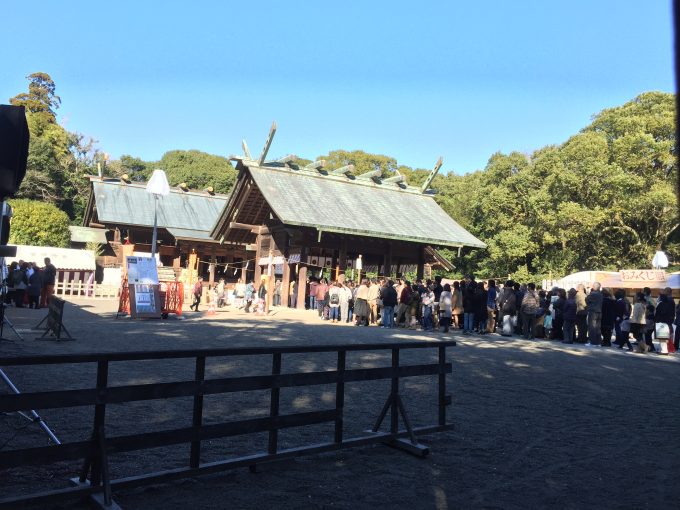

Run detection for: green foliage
[[318, 149, 398, 177], [435, 91, 678, 281], [8, 199, 70, 247], [86, 241, 104, 256], [8, 75, 676, 283], [10, 74, 100, 223], [10, 72, 61, 123], [155, 150, 236, 193], [106, 154, 150, 182]]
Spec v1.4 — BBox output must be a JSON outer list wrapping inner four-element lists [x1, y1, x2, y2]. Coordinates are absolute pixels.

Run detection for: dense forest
[[8, 73, 678, 280]]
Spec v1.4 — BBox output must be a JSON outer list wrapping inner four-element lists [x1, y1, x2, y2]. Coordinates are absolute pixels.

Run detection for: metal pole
[[0, 368, 61, 444], [151, 195, 158, 258]]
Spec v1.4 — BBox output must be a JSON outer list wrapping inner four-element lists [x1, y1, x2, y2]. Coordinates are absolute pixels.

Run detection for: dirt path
[[1, 299, 678, 509]]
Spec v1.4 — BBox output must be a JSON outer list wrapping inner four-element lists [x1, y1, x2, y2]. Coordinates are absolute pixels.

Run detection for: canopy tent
[[550, 270, 680, 292], [5, 245, 96, 271]]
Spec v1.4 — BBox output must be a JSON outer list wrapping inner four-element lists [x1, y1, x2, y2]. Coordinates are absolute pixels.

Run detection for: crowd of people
[[192, 272, 679, 355], [298, 275, 679, 353], [2, 257, 57, 309]]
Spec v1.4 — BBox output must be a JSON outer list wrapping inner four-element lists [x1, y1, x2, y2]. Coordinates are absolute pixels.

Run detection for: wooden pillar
[[383, 243, 393, 279], [208, 250, 216, 288], [416, 245, 425, 280], [254, 233, 262, 283], [280, 231, 291, 308], [338, 238, 348, 268], [296, 266, 307, 310], [282, 262, 291, 308]]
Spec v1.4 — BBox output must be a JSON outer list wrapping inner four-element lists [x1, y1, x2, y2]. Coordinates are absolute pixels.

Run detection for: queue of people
[[300, 275, 679, 353], [195, 271, 678, 355], [3, 257, 57, 309]]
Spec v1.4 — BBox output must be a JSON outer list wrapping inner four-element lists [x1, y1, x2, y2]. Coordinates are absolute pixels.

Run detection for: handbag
[[655, 322, 670, 339]]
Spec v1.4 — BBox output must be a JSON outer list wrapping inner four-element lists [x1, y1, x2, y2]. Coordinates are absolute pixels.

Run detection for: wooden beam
[[421, 157, 443, 193], [242, 139, 251, 159], [229, 222, 260, 231], [383, 173, 404, 184], [265, 154, 296, 165], [258, 121, 277, 166], [331, 164, 354, 176], [305, 160, 326, 171], [356, 169, 381, 180]]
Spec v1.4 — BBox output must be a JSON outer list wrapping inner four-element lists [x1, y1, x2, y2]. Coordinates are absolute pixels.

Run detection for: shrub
[[8, 199, 70, 247]]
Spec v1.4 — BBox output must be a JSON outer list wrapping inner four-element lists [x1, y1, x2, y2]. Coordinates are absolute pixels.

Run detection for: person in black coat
[[473, 283, 487, 333], [600, 289, 616, 347], [551, 288, 566, 340], [462, 281, 476, 334], [654, 287, 675, 330], [27, 266, 43, 309]]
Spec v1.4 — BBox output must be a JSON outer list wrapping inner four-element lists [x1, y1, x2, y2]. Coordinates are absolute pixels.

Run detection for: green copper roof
[[69, 226, 108, 243], [245, 164, 486, 248], [90, 179, 228, 234]]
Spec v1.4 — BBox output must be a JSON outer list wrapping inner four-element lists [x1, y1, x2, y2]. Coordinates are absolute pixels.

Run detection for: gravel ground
[[1, 299, 679, 510]]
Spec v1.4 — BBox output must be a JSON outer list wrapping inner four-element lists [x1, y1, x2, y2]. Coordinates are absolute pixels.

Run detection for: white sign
[[133, 283, 158, 314], [619, 270, 666, 282], [127, 256, 159, 284]]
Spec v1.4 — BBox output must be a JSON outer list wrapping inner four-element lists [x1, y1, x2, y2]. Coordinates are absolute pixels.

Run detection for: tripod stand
[[0, 199, 21, 342], [0, 288, 23, 342]]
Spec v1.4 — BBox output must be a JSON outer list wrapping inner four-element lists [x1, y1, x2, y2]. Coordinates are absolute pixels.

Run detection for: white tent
[[5, 245, 96, 271], [551, 270, 680, 292]]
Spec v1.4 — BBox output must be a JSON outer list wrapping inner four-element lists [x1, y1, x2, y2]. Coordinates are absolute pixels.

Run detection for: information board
[[129, 283, 162, 319], [126, 256, 159, 284]]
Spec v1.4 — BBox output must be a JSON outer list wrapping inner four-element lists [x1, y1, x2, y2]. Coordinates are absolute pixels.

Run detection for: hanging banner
[[619, 270, 666, 282]]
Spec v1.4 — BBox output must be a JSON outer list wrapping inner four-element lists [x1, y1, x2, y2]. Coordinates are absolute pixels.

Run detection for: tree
[[10, 72, 61, 123], [318, 150, 398, 178], [156, 150, 236, 193], [434, 91, 677, 281], [8, 199, 70, 247], [119, 155, 150, 181], [10, 74, 101, 223]]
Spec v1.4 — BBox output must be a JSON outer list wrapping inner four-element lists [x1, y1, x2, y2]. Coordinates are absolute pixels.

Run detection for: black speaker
[[0, 104, 29, 199], [0, 204, 10, 245]]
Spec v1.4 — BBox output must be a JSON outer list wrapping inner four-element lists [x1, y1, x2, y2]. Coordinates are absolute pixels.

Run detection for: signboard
[[619, 270, 667, 282], [258, 256, 284, 265], [129, 283, 162, 318], [35, 296, 74, 341], [132, 284, 158, 314], [127, 256, 159, 284]]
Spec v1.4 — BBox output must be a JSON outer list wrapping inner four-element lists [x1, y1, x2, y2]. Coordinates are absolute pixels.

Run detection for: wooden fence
[[0, 341, 455, 509], [54, 280, 120, 299]]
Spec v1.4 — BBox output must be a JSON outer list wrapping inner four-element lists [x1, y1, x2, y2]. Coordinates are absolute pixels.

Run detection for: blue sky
[[1, 1, 674, 174]]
